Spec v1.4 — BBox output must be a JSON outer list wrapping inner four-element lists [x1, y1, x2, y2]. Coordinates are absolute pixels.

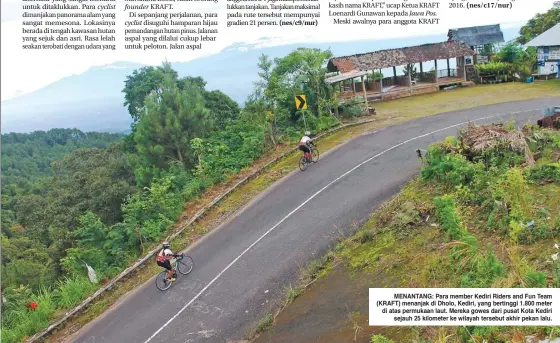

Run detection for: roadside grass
[[374, 81, 560, 121], [40, 81, 560, 343], [254, 313, 273, 335], [253, 124, 560, 343]]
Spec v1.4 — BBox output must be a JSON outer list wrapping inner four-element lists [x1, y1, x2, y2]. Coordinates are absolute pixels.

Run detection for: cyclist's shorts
[[157, 260, 172, 270], [299, 145, 310, 153]]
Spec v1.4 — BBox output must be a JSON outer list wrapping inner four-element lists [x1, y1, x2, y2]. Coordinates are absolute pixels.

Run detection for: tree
[[203, 90, 241, 130], [1, 234, 56, 291], [134, 70, 211, 171], [497, 42, 524, 63], [480, 43, 496, 56], [254, 54, 274, 99], [13, 144, 137, 277], [49, 144, 137, 226], [516, 7, 560, 44], [181, 76, 207, 90], [496, 42, 539, 77], [1, 129, 126, 247], [123, 65, 240, 130], [368, 71, 383, 81], [252, 54, 278, 145], [181, 76, 240, 130], [244, 49, 338, 142], [123, 64, 180, 122], [402, 64, 418, 80], [272, 48, 334, 117]]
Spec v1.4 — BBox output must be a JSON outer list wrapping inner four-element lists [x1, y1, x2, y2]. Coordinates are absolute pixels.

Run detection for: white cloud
[[102, 65, 128, 69], [1, 0, 556, 100]]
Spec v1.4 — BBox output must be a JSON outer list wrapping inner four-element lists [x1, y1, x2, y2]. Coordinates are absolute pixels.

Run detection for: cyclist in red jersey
[[155, 242, 178, 281]]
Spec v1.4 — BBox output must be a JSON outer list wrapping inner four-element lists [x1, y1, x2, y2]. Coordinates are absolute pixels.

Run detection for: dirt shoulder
[[43, 81, 560, 343]]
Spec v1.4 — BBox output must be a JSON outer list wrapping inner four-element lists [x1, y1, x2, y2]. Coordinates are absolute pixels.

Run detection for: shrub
[[524, 270, 547, 287], [421, 145, 477, 187], [503, 120, 516, 132], [1, 288, 56, 343], [317, 114, 339, 131], [525, 163, 560, 184], [339, 98, 364, 118], [54, 275, 96, 308], [182, 177, 206, 199], [454, 184, 476, 205], [355, 229, 374, 244], [371, 335, 396, 343], [368, 71, 383, 81], [492, 168, 532, 221], [486, 201, 510, 232], [387, 201, 420, 231], [477, 143, 527, 170], [508, 220, 525, 243], [459, 326, 505, 343], [434, 195, 468, 240], [475, 61, 512, 75], [443, 136, 458, 148], [460, 248, 505, 287]]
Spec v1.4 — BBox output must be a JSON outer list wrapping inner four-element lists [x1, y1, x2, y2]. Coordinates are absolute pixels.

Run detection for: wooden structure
[[326, 41, 475, 103], [448, 24, 504, 61], [448, 24, 505, 82], [325, 70, 369, 106], [525, 23, 560, 80]]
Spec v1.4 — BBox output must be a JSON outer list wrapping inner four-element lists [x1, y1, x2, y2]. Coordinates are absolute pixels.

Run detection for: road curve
[[69, 98, 560, 343]]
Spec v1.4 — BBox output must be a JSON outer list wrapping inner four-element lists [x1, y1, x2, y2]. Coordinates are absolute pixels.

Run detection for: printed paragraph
[[21, 0, 116, 51], [328, 0, 441, 26], [448, 0, 515, 10], [226, 0, 320, 28], [369, 288, 560, 326], [124, 0, 219, 51]]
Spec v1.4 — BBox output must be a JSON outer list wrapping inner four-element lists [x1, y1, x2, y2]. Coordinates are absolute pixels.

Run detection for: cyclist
[[298, 131, 315, 162], [156, 242, 179, 281]]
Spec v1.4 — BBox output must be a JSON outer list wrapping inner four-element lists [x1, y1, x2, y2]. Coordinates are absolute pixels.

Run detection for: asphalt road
[[69, 98, 560, 343]]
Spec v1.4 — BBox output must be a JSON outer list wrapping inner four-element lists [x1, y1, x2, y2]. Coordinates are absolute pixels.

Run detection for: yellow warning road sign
[[295, 95, 307, 110]]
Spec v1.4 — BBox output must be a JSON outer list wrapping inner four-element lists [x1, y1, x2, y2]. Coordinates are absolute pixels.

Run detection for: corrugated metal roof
[[525, 23, 560, 47], [448, 24, 505, 46], [327, 41, 474, 73], [325, 70, 368, 84]]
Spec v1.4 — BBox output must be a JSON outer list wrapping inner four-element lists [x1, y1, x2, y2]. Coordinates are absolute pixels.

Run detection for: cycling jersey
[[299, 136, 311, 145], [156, 248, 173, 263]]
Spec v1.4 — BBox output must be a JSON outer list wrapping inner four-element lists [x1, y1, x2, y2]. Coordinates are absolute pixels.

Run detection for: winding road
[[69, 98, 560, 343]]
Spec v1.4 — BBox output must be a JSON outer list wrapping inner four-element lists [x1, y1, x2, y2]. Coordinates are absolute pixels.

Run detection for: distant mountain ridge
[[1, 27, 521, 134]]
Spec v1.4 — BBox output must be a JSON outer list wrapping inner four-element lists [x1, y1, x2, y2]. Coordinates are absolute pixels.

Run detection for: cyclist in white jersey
[[298, 131, 315, 161]]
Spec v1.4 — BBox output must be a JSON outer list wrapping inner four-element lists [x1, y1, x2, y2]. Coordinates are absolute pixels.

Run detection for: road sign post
[[295, 94, 307, 110]]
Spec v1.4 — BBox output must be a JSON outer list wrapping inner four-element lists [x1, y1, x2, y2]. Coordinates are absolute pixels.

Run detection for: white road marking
[[144, 109, 536, 343]]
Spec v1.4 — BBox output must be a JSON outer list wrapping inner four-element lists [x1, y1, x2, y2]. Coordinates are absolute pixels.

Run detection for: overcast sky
[[1, 0, 555, 101]]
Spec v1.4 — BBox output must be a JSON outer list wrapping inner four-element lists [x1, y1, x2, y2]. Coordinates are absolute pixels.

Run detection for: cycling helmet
[[305, 131, 311, 136], [162, 242, 170, 249]]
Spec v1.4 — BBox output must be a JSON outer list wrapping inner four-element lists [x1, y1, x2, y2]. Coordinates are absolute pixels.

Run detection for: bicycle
[[299, 145, 319, 171], [155, 253, 194, 291]]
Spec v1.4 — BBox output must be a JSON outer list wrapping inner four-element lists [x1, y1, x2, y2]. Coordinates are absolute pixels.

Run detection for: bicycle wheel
[[177, 255, 194, 275], [311, 147, 319, 162], [155, 271, 172, 291], [299, 156, 309, 171]]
